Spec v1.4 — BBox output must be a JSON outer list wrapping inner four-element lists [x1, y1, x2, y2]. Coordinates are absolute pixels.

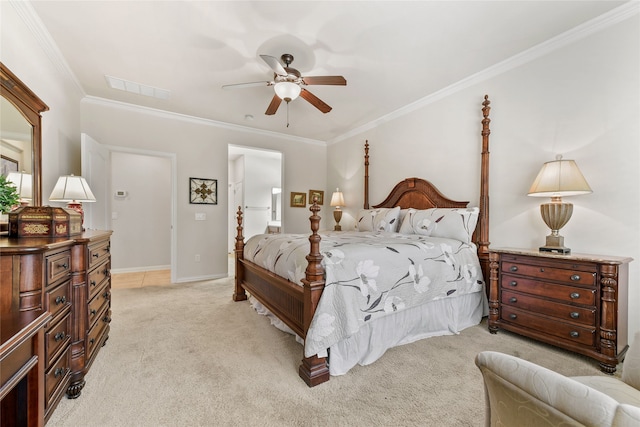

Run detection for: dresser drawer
[[501, 290, 596, 326], [501, 274, 596, 306], [45, 349, 70, 410], [46, 250, 71, 285], [45, 280, 71, 322], [88, 261, 110, 299], [88, 240, 111, 269], [501, 306, 596, 347], [501, 256, 596, 286], [88, 285, 111, 328], [45, 314, 71, 368], [87, 307, 110, 361]]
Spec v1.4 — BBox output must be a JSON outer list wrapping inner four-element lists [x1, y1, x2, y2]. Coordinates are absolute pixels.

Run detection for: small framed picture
[[290, 192, 306, 207], [190, 178, 217, 204], [308, 190, 324, 205]]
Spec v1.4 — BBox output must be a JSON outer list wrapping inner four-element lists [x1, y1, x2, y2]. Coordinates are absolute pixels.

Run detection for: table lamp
[[49, 174, 96, 230], [527, 155, 592, 254], [330, 188, 345, 231]]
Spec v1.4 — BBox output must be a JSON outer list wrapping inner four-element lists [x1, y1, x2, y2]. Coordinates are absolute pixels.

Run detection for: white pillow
[[399, 207, 479, 243], [356, 206, 401, 232]]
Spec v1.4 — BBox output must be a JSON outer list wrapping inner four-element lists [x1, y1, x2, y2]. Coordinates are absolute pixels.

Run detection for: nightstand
[[488, 247, 632, 373]]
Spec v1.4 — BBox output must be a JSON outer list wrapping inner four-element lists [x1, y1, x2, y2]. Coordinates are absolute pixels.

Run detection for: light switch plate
[[195, 213, 206, 221]]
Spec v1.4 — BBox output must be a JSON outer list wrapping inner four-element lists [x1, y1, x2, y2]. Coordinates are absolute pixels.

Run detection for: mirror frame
[[1, 62, 49, 206]]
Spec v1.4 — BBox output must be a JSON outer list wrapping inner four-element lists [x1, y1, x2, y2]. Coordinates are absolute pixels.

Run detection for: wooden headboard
[[373, 177, 469, 210], [361, 95, 492, 282]]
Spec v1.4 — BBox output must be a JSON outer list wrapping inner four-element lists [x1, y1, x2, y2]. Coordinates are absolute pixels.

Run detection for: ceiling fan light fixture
[[274, 81, 301, 102]]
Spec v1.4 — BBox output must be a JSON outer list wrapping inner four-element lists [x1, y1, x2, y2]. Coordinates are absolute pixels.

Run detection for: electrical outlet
[[195, 254, 200, 262]]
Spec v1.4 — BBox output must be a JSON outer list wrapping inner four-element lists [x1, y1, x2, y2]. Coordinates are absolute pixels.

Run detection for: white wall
[[1, 2, 83, 197], [327, 15, 640, 342], [110, 151, 171, 271], [243, 155, 281, 238], [80, 99, 327, 281]]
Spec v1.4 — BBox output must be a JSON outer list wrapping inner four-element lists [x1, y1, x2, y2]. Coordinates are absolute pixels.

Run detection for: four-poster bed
[[233, 95, 492, 387]]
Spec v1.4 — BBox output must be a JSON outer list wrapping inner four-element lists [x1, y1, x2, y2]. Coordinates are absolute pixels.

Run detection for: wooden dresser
[[488, 248, 632, 373], [0, 230, 112, 422]]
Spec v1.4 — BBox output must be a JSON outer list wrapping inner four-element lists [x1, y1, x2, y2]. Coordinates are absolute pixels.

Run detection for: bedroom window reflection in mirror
[[272, 187, 281, 221]]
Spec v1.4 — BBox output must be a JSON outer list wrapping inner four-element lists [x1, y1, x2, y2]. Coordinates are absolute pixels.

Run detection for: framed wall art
[[189, 177, 217, 204], [290, 192, 306, 208], [308, 189, 324, 205]]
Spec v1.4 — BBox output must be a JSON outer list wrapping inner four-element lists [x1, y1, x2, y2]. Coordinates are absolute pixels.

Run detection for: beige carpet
[[47, 276, 609, 427]]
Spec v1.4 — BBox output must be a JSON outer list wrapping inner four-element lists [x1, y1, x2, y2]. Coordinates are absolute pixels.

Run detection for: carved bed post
[[364, 140, 370, 209], [477, 95, 491, 290], [299, 198, 330, 386], [233, 206, 247, 302]]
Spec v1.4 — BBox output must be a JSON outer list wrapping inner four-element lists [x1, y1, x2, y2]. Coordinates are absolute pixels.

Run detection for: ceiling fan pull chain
[[286, 101, 290, 127]]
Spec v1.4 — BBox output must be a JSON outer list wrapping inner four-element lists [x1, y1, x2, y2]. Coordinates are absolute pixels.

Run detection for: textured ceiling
[[28, 1, 627, 142]]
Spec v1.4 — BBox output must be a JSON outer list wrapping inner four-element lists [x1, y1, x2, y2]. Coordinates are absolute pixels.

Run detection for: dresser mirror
[[0, 62, 49, 206]]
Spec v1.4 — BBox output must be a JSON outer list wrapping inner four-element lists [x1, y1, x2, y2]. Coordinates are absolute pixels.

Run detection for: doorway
[[228, 145, 282, 252]]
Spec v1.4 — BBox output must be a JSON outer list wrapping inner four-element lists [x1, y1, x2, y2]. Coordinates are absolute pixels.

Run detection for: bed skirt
[[250, 289, 489, 376]]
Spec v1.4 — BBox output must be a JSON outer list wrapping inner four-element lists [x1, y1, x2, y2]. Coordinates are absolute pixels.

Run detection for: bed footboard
[[233, 203, 329, 387]]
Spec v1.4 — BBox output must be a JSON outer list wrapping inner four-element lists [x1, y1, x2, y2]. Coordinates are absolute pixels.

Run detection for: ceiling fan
[[222, 53, 347, 116]]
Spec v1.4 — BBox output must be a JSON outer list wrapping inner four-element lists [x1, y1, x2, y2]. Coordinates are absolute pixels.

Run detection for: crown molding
[[327, 1, 639, 145], [82, 96, 326, 146], [11, 0, 86, 97]]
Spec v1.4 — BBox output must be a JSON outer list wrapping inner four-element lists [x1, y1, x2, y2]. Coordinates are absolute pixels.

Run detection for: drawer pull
[[54, 367, 68, 378], [509, 297, 517, 303], [90, 309, 97, 316], [570, 274, 581, 281], [103, 291, 111, 300], [93, 253, 100, 258], [509, 265, 518, 272], [91, 280, 97, 287], [509, 313, 517, 320], [89, 338, 95, 345], [54, 331, 66, 341], [509, 281, 517, 287], [539, 268, 545, 272], [570, 312, 580, 319], [570, 292, 580, 299], [55, 295, 67, 305], [570, 331, 580, 338], [103, 315, 111, 323], [57, 262, 69, 269]]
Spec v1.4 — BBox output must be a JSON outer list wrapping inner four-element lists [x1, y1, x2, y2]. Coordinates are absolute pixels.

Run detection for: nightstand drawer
[[501, 306, 596, 347], [501, 274, 596, 305], [501, 290, 595, 326], [501, 257, 596, 286]]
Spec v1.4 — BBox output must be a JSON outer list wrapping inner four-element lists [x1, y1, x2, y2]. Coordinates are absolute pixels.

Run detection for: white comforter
[[244, 231, 485, 358]]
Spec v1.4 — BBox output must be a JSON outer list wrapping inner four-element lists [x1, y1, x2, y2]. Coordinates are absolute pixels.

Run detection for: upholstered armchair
[[475, 331, 640, 427]]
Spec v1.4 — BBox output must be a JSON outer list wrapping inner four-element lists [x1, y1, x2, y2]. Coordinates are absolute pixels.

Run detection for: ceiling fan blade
[[300, 88, 332, 114], [260, 55, 287, 77], [302, 76, 347, 86], [222, 81, 273, 90], [265, 94, 282, 115]]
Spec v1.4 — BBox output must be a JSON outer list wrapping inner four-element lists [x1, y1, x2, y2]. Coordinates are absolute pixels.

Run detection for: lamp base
[[539, 234, 570, 254]]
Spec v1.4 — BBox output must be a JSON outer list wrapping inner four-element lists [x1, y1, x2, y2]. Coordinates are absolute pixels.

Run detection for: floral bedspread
[[243, 231, 485, 358]]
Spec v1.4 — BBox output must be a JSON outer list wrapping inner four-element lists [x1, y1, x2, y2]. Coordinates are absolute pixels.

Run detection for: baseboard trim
[[111, 265, 171, 274]]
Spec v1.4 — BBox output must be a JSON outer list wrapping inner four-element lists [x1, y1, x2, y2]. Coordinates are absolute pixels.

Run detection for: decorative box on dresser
[[488, 248, 632, 374], [0, 230, 112, 422]]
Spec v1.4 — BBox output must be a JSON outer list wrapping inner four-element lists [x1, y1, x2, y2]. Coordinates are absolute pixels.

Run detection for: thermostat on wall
[[114, 190, 128, 199]]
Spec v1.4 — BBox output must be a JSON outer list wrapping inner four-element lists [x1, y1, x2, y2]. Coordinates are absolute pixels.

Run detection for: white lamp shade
[[330, 188, 345, 207], [49, 175, 97, 202], [6, 171, 32, 200], [274, 82, 301, 101], [528, 157, 592, 198]]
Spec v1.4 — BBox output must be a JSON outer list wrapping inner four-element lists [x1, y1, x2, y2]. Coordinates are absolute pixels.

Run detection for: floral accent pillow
[[356, 206, 401, 232], [399, 207, 479, 243]]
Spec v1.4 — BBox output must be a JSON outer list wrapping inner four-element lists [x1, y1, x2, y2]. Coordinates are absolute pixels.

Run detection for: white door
[[81, 133, 110, 230]]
